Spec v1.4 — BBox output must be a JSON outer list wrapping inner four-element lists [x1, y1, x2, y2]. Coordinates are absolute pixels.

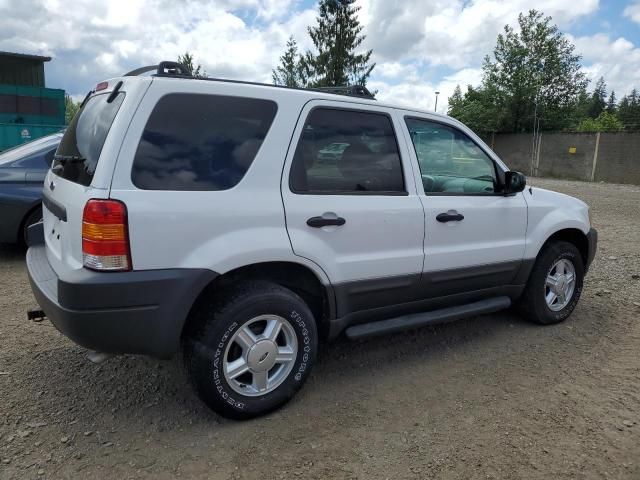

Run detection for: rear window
[[131, 93, 277, 191], [52, 92, 125, 186]]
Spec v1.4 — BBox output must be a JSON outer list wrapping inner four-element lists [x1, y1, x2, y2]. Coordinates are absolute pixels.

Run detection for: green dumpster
[[0, 84, 66, 151]]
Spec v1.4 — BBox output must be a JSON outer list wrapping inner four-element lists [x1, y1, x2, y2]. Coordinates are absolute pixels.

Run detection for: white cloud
[[372, 67, 482, 114], [571, 33, 640, 96], [375, 62, 421, 82], [1, 0, 638, 115], [358, 0, 599, 68], [0, 0, 311, 93], [624, 1, 640, 24]]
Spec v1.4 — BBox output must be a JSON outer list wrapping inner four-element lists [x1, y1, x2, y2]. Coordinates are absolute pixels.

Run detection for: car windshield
[[0, 134, 63, 167]]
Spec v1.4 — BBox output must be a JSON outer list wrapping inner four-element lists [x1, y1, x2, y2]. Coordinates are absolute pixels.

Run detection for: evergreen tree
[[618, 89, 640, 131], [303, 0, 375, 87], [587, 77, 607, 119], [572, 89, 592, 123], [606, 90, 617, 113], [447, 85, 464, 117], [178, 52, 205, 78], [272, 36, 307, 87]]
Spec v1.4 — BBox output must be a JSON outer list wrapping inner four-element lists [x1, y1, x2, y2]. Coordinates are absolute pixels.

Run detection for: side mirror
[[504, 171, 526, 194]]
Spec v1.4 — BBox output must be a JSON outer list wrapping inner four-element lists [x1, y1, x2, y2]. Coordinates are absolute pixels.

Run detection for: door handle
[[436, 212, 464, 222], [307, 216, 346, 228]]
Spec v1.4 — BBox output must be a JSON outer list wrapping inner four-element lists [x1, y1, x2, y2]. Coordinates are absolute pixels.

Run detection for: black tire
[[183, 281, 318, 420], [518, 241, 584, 325], [20, 207, 43, 246]]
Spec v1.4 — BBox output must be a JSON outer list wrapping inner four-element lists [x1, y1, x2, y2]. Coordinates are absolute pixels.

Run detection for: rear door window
[[53, 93, 125, 186], [131, 94, 278, 191], [289, 108, 405, 194]]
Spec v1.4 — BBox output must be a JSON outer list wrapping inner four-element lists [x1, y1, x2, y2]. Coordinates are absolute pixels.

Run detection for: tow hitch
[[27, 308, 46, 322]]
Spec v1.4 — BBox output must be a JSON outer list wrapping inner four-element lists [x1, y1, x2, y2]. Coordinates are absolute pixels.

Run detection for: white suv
[[26, 62, 597, 419]]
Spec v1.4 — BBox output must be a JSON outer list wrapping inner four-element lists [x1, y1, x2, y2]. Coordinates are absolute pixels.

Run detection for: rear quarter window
[[131, 94, 278, 191]]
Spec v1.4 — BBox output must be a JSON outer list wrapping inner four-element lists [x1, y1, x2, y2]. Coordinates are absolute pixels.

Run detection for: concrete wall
[[537, 133, 597, 181], [488, 133, 534, 174], [595, 133, 640, 185], [488, 132, 640, 185]]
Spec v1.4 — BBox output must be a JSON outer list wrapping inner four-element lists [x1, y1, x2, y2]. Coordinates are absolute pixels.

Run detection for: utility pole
[[434, 91, 440, 112]]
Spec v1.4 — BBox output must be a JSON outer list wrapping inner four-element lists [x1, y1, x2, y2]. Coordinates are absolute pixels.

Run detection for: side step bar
[[345, 296, 511, 340]]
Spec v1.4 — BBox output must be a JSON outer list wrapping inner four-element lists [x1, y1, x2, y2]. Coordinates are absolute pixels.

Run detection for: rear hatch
[[43, 78, 148, 276]]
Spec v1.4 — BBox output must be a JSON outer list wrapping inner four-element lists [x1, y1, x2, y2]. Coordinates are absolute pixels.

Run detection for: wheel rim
[[223, 315, 298, 397], [544, 258, 576, 311]]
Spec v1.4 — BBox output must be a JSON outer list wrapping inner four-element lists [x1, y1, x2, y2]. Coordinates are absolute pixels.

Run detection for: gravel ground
[[1, 177, 639, 480]]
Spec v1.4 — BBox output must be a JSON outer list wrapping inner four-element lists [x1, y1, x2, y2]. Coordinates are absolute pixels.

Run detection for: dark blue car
[[0, 132, 63, 245]]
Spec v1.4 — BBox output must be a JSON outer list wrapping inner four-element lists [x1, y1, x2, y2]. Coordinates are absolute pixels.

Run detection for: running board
[[345, 296, 511, 340]]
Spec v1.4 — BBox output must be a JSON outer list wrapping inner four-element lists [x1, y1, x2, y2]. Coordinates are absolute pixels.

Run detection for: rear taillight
[[82, 199, 131, 271]]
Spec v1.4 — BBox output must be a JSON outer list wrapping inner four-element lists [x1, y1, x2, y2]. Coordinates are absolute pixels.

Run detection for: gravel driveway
[[1, 177, 639, 479]]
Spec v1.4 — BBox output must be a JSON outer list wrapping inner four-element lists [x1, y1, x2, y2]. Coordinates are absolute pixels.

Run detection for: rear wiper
[[54, 154, 86, 163]]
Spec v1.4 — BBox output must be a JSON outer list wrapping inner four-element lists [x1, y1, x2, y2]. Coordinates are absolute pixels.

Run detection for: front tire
[[184, 281, 318, 420], [519, 241, 584, 325]]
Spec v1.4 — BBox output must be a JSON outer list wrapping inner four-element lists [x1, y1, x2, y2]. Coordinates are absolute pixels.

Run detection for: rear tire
[[183, 281, 318, 420], [518, 241, 584, 325]]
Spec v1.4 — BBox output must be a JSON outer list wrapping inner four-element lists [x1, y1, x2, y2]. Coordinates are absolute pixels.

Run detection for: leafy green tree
[[64, 94, 81, 125], [587, 77, 607, 119], [448, 85, 502, 134], [178, 51, 206, 78], [595, 111, 624, 131], [272, 36, 307, 87], [302, 0, 375, 87], [481, 10, 588, 132], [577, 111, 624, 132]]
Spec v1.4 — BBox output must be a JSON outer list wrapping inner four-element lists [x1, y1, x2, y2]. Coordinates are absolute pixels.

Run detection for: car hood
[[524, 186, 590, 231], [527, 186, 588, 209]]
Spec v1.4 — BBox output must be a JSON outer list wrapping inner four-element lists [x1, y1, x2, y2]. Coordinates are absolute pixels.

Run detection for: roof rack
[[122, 61, 376, 100], [311, 85, 375, 99], [124, 62, 193, 77]]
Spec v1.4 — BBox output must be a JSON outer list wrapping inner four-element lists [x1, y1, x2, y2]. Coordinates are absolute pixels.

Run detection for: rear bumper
[[26, 241, 217, 358], [586, 227, 598, 272]]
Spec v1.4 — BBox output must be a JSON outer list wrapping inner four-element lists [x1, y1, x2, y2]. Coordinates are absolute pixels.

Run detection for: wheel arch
[[182, 261, 335, 342], [538, 228, 589, 267]]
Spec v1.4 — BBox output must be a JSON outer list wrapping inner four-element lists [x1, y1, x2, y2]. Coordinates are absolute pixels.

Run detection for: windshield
[[52, 92, 125, 186], [0, 134, 62, 167]]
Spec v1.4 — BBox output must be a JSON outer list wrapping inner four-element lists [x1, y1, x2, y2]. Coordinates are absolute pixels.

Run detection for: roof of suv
[[150, 75, 452, 120], [116, 62, 452, 122]]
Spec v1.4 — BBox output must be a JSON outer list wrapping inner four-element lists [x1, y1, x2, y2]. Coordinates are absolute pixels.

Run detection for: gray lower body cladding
[[326, 259, 535, 338], [26, 243, 217, 358]]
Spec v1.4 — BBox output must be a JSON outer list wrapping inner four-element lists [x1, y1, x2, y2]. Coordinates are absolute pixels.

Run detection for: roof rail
[[124, 62, 193, 77], [311, 85, 375, 99], [123, 61, 376, 100]]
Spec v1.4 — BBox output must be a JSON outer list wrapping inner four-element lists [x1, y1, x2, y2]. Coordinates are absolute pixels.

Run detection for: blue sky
[[1, 0, 639, 112]]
